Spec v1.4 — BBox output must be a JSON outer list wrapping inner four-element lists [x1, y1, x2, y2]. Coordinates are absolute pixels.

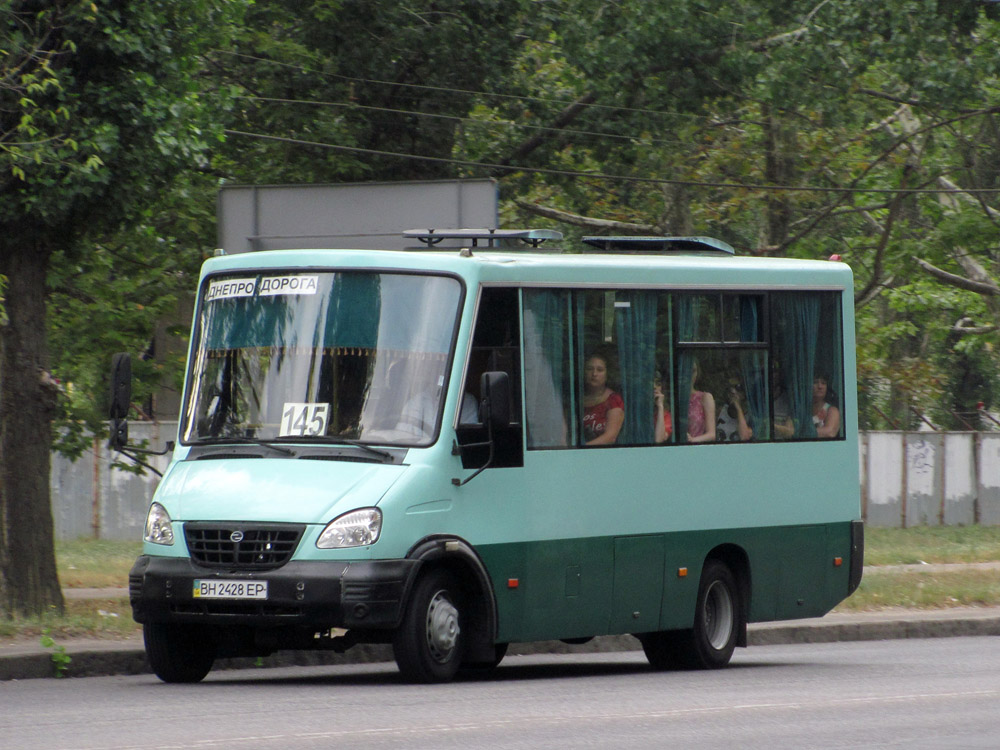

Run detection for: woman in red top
[[582, 354, 624, 445]]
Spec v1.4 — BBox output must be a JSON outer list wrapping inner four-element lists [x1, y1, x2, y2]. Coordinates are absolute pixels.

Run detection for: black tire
[[144, 622, 216, 683], [461, 642, 508, 672], [676, 560, 740, 669], [393, 569, 466, 683], [639, 631, 682, 671]]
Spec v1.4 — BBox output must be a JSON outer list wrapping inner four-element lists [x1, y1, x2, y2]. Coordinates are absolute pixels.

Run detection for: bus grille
[[184, 523, 304, 570]]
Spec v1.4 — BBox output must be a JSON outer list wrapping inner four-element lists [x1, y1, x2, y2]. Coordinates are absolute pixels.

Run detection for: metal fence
[[50, 426, 1000, 540]]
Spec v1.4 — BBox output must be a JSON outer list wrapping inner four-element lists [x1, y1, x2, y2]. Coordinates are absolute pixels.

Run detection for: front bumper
[[129, 555, 421, 630]]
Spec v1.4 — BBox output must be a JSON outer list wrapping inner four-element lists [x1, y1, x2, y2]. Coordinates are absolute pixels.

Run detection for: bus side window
[[673, 293, 767, 443], [770, 291, 844, 439], [524, 289, 573, 448], [456, 288, 523, 468]]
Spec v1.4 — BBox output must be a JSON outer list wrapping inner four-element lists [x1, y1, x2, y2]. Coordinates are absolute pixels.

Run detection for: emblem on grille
[[230, 530, 244, 543]]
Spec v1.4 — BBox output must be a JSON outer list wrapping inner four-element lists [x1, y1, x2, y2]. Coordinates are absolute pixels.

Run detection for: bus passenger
[[582, 353, 624, 445], [812, 373, 841, 438], [653, 380, 672, 443], [687, 359, 716, 443], [716, 384, 752, 441]]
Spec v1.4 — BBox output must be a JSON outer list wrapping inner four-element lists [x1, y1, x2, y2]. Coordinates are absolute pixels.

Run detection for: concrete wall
[[52, 428, 1000, 540], [51, 422, 174, 541], [860, 431, 1000, 528]]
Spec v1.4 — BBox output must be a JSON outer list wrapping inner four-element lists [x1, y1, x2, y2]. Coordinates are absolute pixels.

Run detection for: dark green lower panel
[[475, 521, 856, 644]]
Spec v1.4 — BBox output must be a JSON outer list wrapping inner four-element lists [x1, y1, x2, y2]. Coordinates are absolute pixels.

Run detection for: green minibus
[[121, 229, 863, 683]]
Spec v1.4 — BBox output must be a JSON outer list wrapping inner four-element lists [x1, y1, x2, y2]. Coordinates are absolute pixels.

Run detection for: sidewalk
[[3, 591, 999, 680]]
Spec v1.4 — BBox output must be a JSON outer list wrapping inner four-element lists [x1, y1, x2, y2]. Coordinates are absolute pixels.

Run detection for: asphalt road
[[2, 636, 998, 749]]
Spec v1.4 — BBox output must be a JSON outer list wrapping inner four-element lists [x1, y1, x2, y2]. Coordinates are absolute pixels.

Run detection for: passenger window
[[770, 292, 843, 439], [674, 294, 767, 443], [521, 288, 843, 449], [524, 289, 573, 448]]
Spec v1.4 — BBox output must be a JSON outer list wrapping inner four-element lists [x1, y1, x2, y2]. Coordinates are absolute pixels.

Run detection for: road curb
[[5, 611, 999, 681]]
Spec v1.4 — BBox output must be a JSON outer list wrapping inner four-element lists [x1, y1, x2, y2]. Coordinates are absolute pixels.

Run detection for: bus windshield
[[181, 271, 462, 447]]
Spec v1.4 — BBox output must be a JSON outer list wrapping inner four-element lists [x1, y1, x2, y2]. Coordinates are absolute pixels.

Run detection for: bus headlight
[[317, 508, 382, 549], [144, 502, 175, 545]]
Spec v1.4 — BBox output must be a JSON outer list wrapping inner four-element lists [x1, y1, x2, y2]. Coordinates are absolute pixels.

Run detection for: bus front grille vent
[[184, 523, 304, 570]]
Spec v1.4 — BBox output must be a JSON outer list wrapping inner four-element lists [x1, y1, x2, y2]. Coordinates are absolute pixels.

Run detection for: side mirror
[[109, 353, 132, 450], [110, 353, 132, 419], [479, 371, 510, 428]]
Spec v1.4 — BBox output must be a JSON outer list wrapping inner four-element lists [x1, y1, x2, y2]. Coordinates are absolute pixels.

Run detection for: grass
[[2, 528, 1000, 642], [862, 526, 1000, 566], [833, 526, 1000, 612], [835, 568, 1000, 612], [0, 540, 141, 641], [55, 539, 142, 589]]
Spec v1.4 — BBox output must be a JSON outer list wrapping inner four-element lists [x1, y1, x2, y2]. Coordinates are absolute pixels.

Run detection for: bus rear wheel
[[393, 569, 466, 683], [681, 560, 739, 669], [642, 560, 740, 671], [144, 622, 216, 683]]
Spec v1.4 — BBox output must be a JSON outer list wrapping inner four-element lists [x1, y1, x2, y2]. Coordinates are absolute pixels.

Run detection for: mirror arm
[[451, 418, 495, 487], [114, 448, 164, 478], [123, 443, 172, 456]]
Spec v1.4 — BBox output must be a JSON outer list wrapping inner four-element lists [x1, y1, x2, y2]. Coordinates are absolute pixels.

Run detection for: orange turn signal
[[833, 557, 843, 567], [678, 567, 688, 578], [507, 578, 519, 589]]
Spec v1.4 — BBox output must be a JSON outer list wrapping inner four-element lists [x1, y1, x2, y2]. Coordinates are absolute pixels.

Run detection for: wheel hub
[[703, 580, 735, 650], [425, 589, 460, 662]]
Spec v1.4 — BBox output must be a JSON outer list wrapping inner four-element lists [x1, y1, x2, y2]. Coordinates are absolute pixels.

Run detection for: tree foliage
[[0, 0, 247, 617], [5, 0, 1000, 613]]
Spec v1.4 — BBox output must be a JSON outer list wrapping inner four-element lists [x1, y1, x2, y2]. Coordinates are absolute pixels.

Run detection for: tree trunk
[[762, 107, 794, 254], [0, 244, 64, 617]]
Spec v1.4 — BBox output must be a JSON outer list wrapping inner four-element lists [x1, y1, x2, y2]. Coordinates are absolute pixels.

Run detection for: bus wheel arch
[[704, 544, 750, 649], [685, 558, 740, 668], [392, 565, 465, 682], [639, 547, 749, 671], [401, 536, 500, 675]]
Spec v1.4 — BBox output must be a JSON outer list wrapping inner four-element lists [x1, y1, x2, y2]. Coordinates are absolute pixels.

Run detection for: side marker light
[[834, 557, 843, 567], [507, 578, 519, 589], [678, 567, 688, 578]]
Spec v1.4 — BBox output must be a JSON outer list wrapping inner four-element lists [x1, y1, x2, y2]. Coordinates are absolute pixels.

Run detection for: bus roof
[[202, 234, 853, 290]]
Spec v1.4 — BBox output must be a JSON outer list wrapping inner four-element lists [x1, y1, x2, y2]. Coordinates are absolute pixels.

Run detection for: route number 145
[[279, 402, 330, 437]]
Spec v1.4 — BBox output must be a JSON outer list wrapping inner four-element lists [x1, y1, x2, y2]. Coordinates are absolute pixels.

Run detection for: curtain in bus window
[[774, 292, 820, 438], [675, 295, 699, 440], [324, 273, 380, 350], [739, 296, 768, 440], [814, 293, 844, 437], [523, 289, 571, 447], [614, 291, 658, 445], [832, 302, 844, 434], [203, 292, 289, 350]]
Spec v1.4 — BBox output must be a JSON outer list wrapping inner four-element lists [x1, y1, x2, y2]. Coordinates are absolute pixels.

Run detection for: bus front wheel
[[393, 569, 466, 683], [144, 622, 216, 683]]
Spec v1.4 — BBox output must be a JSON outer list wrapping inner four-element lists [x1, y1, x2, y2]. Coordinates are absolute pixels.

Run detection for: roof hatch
[[581, 236, 735, 255]]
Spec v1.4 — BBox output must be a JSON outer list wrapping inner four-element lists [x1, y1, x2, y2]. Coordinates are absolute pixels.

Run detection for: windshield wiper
[[191, 435, 395, 462], [191, 436, 295, 456], [310, 437, 395, 462]]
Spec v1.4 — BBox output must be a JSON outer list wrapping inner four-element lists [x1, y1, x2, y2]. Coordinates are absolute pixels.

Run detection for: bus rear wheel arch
[[640, 558, 743, 671]]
